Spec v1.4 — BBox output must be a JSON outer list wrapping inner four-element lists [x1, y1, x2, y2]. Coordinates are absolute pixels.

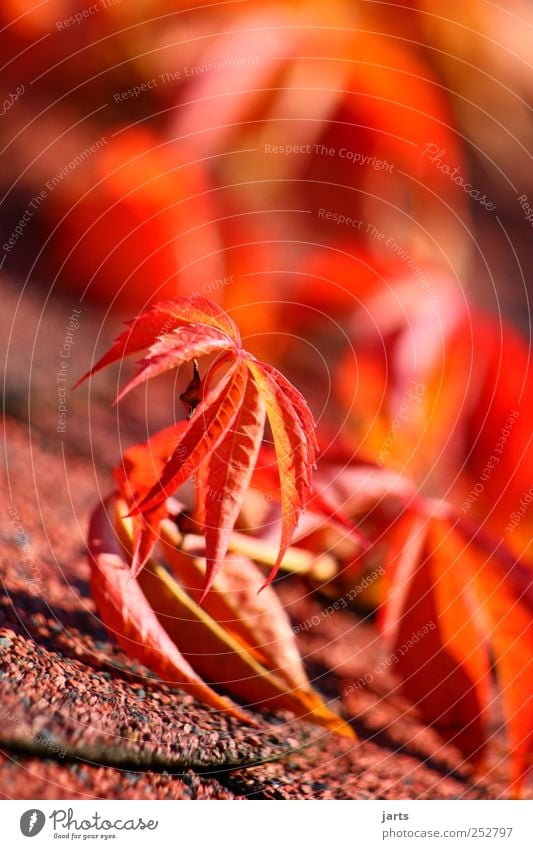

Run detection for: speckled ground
[[0, 277, 513, 799]]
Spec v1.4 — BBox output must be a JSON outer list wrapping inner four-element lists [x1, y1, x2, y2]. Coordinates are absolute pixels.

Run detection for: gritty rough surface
[[0, 277, 513, 799], [0, 753, 240, 800]]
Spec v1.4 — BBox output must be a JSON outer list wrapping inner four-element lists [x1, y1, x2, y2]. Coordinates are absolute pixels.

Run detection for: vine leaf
[[379, 508, 533, 794], [88, 497, 354, 737], [88, 498, 253, 723], [77, 296, 317, 596]]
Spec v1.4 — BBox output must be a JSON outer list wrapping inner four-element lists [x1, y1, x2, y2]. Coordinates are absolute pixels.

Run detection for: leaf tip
[[258, 564, 280, 594]]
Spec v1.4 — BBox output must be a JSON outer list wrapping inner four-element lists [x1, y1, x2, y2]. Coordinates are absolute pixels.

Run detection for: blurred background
[[1, 0, 532, 561]]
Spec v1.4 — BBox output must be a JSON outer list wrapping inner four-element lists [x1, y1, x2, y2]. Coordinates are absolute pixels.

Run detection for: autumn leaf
[[154, 517, 351, 734], [250, 444, 372, 557], [88, 496, 252, 724], [137, 361, 248, 514], [88, 496, 354, 737], [378, 505, 533, 793], [115, 324, 233, 403], [201, 374, 266, 599], [450, 518, 533, 797], [113, 423, 186, 579], [74, 295, 239, 389], [77, 296, 317, 596]]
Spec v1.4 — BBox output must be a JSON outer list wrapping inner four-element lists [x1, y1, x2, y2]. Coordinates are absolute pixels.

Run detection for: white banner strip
[[3, 799, 532, 848]]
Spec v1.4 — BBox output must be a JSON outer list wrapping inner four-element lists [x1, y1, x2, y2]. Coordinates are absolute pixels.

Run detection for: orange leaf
[[88, 498, 252, 724], [116, 323, 234, 403], [74, 295, 240, 388], [137, 360, 247, 514], [113, 423, 186, 578], [201, 374, 266, 597], [160, 520, 318, 694], [380, 507, 533, 791], [107, 498, 353, 737], [379, 510, 492, 761], [451, 521, 533, 795], [79, 298, 323, 598], [258, 362, 319, 464], [247, 359, 314, 587]]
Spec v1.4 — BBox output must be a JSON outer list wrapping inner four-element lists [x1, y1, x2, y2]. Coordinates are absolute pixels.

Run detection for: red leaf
[[379, 507, 533, 790], [79, 297, 323, 598], [142, 516, 354, 736], [159, 520, 317, 691], [116, 323, 234, 402], [113, 423, 186, 578], [91, 498, 353, 737], [246, 359, 314, 588], [250, 445, 370, 554], [451, 522, 533, 795], [258, 362, 319, 464], [201, 374, 266, 597]]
